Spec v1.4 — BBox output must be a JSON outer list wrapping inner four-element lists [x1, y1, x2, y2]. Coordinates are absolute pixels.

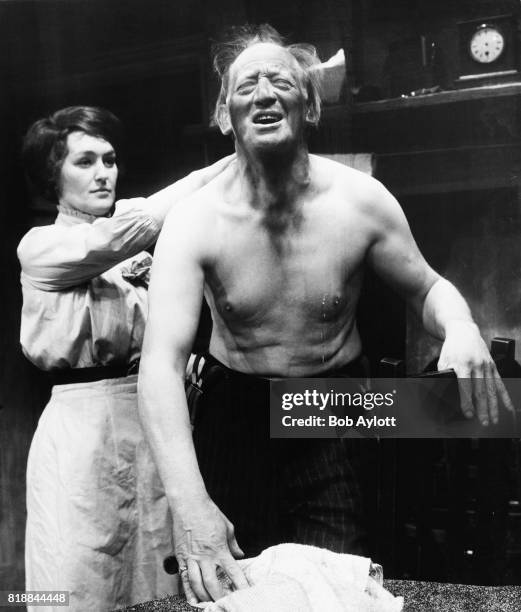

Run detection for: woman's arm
[[18, 156, 235, 291], [17, 205, 159, 290], [144, 155, 235, 226]]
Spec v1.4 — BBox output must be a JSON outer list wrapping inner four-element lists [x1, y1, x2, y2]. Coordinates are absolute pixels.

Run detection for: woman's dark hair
[[22, 106, 123, 201]]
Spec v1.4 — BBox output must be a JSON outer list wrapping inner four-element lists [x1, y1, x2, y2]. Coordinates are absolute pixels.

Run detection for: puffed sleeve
[[17, 198, 161, 291]]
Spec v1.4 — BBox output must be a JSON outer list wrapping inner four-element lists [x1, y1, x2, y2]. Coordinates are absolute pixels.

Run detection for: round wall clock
[[469, 24, 505, 64]]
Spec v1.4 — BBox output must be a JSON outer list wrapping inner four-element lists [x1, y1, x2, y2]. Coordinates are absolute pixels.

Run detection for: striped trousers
[[191, 354, 368, 558]]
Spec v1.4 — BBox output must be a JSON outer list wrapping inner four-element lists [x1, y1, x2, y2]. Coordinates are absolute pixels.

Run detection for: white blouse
[[18, 199, 160, 370]]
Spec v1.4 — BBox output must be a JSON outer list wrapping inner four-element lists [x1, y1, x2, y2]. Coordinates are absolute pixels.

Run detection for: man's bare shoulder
[[164, 178, 224, 230], [160, 171, 238, 265], [310, 154, 403, 221], [311, 154, 383, 194]]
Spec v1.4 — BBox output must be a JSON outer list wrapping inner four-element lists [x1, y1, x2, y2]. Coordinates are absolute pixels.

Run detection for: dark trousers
[[192, 354, 369, 558]]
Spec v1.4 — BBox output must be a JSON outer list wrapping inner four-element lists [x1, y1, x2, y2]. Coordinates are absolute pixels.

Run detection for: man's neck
[[235, 142, 310, 233]]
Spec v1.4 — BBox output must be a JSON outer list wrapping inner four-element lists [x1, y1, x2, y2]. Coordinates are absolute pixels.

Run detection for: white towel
[[198, 544, 403, 612]]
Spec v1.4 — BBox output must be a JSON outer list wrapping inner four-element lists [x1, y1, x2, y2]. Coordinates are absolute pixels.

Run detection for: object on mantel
[[314, 49, 346, 104], [400, 85, 443, 98], [385, 35, 445, 98], [456, 14, 519, 86]]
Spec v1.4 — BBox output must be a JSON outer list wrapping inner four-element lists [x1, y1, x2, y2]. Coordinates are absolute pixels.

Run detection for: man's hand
[[438, 320, 514, 425], [173, 496, 249, 604]]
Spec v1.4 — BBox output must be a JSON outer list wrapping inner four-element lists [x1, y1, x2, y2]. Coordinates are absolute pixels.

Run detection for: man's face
[[225, 43, 309, 153]]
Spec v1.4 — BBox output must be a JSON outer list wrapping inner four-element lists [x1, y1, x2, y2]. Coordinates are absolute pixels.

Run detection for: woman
[[18, 106, 230, 611]]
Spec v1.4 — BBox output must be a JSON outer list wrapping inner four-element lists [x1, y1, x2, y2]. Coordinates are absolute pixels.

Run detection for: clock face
[[469, 26, 505, 64]]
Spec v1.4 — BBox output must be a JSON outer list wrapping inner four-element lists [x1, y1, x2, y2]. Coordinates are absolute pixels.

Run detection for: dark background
[[1, 0, 521, 595]]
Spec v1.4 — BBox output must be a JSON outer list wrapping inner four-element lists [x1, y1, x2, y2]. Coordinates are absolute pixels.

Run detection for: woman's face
[[58, 131, 118, 216]]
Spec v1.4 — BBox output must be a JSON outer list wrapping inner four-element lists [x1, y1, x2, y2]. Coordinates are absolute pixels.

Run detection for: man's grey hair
[[212, 24, 322, 129]]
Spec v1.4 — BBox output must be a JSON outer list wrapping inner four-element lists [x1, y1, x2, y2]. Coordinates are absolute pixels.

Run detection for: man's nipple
[[321, 294, 342, 320]]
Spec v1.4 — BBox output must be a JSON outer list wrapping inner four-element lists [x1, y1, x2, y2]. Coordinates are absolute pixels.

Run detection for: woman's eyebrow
[[72, 149, 114, 156]]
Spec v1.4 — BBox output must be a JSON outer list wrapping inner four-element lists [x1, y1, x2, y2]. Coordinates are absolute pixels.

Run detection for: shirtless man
[[138, 25, 512, 604]]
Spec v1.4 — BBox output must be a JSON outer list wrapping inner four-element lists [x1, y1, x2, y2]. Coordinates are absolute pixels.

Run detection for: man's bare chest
[[205, 215, 367, 324]]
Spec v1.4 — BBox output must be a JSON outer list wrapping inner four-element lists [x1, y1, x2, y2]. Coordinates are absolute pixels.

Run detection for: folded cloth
[[197, 544, 403, 612]]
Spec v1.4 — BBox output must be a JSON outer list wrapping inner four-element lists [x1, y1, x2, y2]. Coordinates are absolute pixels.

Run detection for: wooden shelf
[[322, 82, 521, 118], [356, 82, 521, 113]]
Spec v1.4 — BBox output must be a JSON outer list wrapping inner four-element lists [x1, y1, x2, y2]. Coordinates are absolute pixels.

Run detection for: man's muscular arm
[[137, 199, 248, 604], [364, 178, 512, 424]]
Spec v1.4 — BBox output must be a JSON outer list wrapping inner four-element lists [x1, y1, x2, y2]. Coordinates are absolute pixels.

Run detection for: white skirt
[[25, 375, 177, 611]]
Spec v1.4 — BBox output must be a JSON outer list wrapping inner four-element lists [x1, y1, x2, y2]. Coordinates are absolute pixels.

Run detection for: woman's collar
[[56, 204, 98, 225]]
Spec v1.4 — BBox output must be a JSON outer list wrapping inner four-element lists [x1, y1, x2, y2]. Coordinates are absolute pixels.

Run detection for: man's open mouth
[[253, 112, 283, 125]]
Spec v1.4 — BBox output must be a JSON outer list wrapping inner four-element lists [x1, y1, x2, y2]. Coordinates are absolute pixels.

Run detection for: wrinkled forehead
[[228, 42, 304, 85]]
